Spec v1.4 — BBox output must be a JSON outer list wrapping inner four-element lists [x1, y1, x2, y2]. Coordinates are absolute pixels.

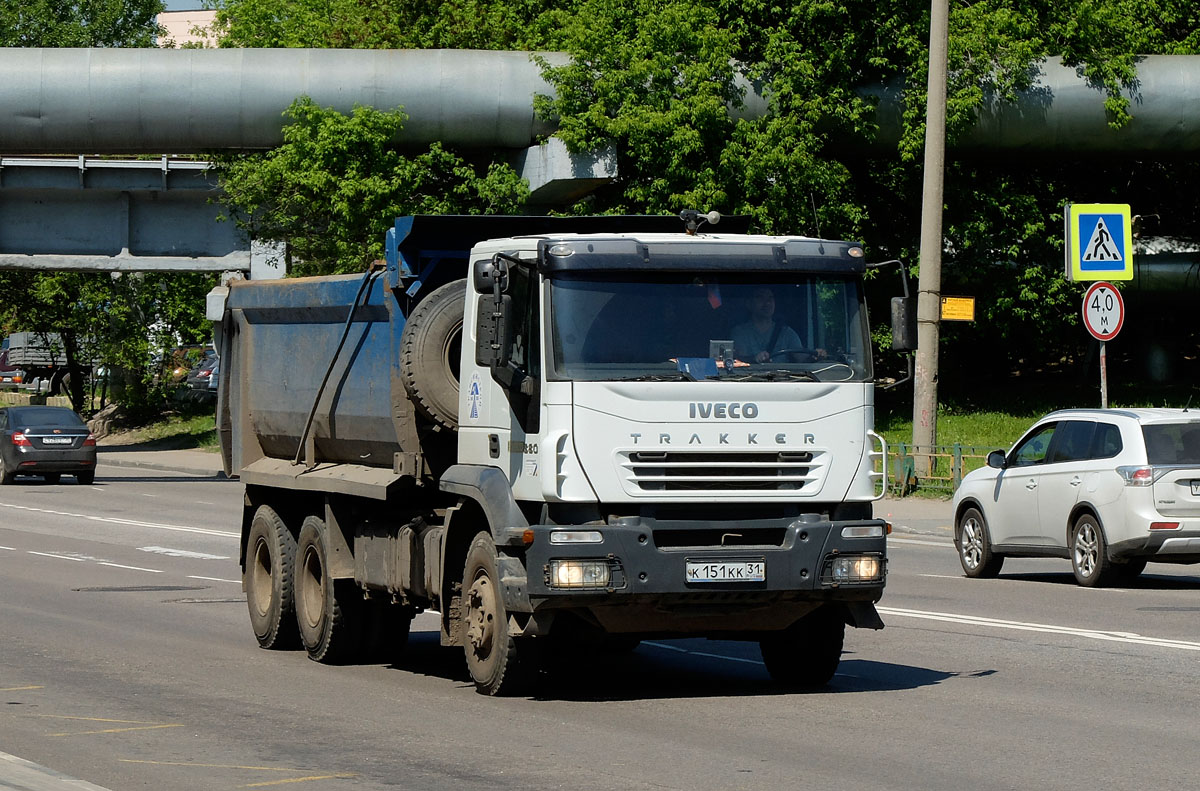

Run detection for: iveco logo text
[[689, 402, 758, 419]]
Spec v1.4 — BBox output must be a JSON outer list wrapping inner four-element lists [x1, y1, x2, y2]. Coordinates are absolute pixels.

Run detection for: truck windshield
[[548, 273, 872, 382]]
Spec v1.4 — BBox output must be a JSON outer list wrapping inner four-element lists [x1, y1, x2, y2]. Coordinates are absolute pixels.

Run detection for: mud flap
[[845, 601, 885, 630]]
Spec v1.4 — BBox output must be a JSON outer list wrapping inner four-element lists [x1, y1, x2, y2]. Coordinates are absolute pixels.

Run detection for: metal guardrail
[[885, 442, 998, 495]]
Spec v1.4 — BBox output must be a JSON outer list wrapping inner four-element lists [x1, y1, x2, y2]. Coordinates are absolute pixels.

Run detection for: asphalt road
[[2, 468, 1198, 791]]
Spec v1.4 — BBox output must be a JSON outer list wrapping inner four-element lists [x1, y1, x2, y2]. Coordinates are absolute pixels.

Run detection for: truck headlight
[[829, 555, 883, 583], [548, 559, 611, 589]]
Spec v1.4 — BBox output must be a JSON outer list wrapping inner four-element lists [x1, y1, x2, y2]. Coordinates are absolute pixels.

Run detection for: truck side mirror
[[475, 294, 513, 368], [891, 296, 917, 352], [473, 255, 510, 294]]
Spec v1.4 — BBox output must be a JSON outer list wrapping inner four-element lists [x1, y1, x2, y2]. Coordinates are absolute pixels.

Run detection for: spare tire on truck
[[401, 279, 465, 431]]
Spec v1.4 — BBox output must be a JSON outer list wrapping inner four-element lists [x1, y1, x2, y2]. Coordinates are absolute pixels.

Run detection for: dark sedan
[[0, 406, 97, 485]]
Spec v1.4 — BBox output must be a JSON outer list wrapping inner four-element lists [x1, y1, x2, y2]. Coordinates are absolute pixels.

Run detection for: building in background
[[158, 7, 218, 47]]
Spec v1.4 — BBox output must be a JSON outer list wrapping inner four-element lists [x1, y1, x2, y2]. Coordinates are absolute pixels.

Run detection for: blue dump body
[[224, 273, 409, 467]]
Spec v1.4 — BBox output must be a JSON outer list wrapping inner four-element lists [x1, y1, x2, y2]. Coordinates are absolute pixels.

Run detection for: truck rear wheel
[[462, 531, 539, 695], [245, 505, 299, 650], [295, 515, 363, 664], [759, 608, 845, 688], [400, 279, 465, 431]]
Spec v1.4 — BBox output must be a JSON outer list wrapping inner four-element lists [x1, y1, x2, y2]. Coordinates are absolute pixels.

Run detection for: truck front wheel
[[759, 608, 845, 688], [462, 532, 539, 696], [295, 515, 363, 664], [245, 505, 299, 650]]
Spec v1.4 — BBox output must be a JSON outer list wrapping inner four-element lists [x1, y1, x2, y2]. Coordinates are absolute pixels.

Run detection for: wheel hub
[[466, 575, 497, 656]]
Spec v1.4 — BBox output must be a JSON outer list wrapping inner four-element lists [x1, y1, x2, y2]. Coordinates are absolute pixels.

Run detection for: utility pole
[[912, 0, 949, 478]]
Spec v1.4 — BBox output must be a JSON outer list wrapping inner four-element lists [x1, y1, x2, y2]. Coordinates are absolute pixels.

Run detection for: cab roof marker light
[[841, 525, 884, 538]]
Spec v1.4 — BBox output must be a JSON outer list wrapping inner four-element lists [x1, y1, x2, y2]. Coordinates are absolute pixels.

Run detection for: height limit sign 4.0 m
[[1082, 281, 1124, 341]]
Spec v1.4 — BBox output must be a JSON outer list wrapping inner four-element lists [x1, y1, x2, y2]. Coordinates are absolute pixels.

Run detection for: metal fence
[[885, 443, 997, 495]]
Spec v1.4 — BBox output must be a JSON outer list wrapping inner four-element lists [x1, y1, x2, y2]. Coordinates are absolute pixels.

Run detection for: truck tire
[[295, 515, 363, 664], [245, 505, 300, 650], [759, 608, 845, 688], [462, 531, 540, 695], [400, 279, 465, 431]]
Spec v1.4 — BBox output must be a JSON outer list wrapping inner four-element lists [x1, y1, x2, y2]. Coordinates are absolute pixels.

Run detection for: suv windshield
[[548, 272, 871, 382]]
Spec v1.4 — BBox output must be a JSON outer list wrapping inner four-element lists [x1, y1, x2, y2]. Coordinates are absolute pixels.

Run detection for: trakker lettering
[[689, 402, 759, 419], [629, 432, 815, 445]]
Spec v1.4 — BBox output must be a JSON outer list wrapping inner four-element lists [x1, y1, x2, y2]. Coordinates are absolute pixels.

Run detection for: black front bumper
[[505, 514, 887, 634]]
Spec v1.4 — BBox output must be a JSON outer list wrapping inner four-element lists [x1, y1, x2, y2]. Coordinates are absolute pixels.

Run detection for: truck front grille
[[622, 450, 824, 493]]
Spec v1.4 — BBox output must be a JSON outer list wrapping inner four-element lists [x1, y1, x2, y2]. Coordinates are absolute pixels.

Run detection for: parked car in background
[[0, 406, 97, 485], [952, 408, 1200, 587]]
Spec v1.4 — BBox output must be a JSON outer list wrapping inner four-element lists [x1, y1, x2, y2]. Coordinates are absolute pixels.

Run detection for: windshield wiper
[[609, 372, 697, 382], [726, 369, 821, 382]]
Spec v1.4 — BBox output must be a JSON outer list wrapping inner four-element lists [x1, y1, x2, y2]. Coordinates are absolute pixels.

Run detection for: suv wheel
[[1071, 514, 1117, 587], [956, 506, 1004, 578]]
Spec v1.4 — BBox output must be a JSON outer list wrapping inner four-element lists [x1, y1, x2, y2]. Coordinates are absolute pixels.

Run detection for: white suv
[[951, 408, 1200, 586]]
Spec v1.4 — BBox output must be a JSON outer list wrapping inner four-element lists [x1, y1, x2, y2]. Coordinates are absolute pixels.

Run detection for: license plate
[[41, 437, 73, 445], [685, 560, 765, 583], [1192, 481, 1200, 496]]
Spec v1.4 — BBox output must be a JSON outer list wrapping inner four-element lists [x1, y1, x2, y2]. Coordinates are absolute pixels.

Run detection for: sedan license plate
[[41, 437, 73, 445], [1192, 481, 1200, 496], [685, 560, 765, 583]]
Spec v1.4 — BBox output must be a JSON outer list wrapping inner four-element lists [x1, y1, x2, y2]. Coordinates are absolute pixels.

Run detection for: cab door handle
[[1070, 476, 1083, 487], [1026, 480, 1038, 490]]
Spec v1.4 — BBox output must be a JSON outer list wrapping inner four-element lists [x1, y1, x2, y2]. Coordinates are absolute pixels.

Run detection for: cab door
[[990, 422, 1057, 545]]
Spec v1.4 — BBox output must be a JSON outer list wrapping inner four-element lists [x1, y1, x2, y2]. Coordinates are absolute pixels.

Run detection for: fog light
[[548, 559, 611, 589], [549, 530, 603, 544], [831, 555, 882, 582]]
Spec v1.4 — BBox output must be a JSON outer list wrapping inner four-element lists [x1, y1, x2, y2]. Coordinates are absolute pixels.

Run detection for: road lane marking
[[27, 551, 87, 562], [0, 545, 15, 551], [188, 575, 241, 583], [0, 501, 237, 537], [33, 714, 184, 737], [0, 685, 43, 692], [890, 537, 952, 548], [919, 574, 964, 579], [97, 562, 163, 573], [243, 774, 359, 787], [51, 723, 183, 736], [878, 606, 1200, 651], [140, 546, 230, 560]]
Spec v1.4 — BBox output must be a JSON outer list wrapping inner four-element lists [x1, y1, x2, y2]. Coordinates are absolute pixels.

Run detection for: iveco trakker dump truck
[[210, 213, 903, 695]]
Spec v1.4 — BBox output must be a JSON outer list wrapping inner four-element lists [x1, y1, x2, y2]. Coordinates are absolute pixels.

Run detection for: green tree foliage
[[0, 0, 164, 46], [213, 98, 529, 275], [210, 0, 1200, 373]]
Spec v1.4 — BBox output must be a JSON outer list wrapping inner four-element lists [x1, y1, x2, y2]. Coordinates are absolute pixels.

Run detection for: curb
[[97, 456, 228, 479]]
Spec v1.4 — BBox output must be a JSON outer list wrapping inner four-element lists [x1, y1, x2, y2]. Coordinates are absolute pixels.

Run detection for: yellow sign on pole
[[1065, 203, 1134, 281], [940, 296, 975, 321]]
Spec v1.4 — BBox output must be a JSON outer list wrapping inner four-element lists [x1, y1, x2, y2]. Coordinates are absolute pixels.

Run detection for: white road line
[[27, 551, 87, 562], [919, 573, 964, 579], [0, 545, 15, 551], [889, 537, 951, 548], [187, 575, 240, 584], [878, 606, 1200, 651], [139, 546, 230, 560], [97, 562, 163, 573], [0, 501, 237, 538]]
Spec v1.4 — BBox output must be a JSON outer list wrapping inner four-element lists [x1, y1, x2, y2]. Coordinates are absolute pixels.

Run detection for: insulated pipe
[[0, 48, 566, 153], [4, 50, 1200, 154], [869, 55, 1200, 152]]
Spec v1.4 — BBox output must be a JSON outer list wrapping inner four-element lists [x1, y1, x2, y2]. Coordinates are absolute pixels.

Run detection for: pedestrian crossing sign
[[1065, 203, 1134, 281]]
